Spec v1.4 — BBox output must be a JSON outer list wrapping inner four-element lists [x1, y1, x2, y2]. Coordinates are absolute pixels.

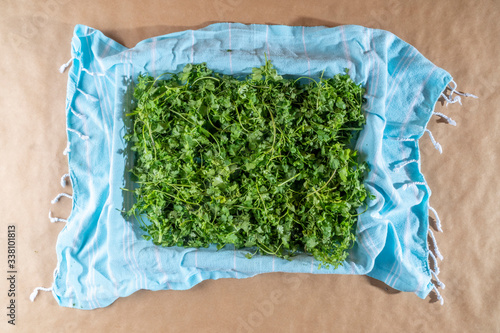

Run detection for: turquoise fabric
[[53, 23, 451, 309]]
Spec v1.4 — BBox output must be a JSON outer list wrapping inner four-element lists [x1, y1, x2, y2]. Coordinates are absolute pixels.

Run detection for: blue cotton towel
[[45, 23, 452, 309]]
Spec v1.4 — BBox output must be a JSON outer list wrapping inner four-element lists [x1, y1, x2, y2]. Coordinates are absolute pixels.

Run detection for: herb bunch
[[125, 59, 370, 268]]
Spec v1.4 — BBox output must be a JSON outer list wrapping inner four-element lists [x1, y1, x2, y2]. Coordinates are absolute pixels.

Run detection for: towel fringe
[[51, 192, 73, 204], [429, 206, 443, 232], [428, 229, 444, 261], [432, 284, 444, 305], [402, 181, 426, 190], [444, 80, 462, 106], [29, 286, 52, 302], [448, 80, 479, 99], [67, 128, 89, 141], [76, 88, 99, 102], [81, 67, 105, 77], [441, 79, 478, 106], [59, 57, 74, 73], [425, 129, 442, 154], [424, 78, 478, 306], [48, 210, 68, 223], [63, 142, 71, 155], [433, 112, 457, 126], [393, 159, 418, 171], [440, 92, 461, 106], [69, 107, 86, 120], [395, 137, 416, 142], [429, 250, 440, 275], [453, 90, 478, 99], [60, 173, 70, 187], [431, 270, 446, 289]]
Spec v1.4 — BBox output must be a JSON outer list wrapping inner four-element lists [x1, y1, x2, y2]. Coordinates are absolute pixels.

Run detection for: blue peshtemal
[[49, 23, 452, 309]]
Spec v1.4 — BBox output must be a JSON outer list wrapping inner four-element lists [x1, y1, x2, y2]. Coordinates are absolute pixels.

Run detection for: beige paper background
[[1, 0, 499, 332]]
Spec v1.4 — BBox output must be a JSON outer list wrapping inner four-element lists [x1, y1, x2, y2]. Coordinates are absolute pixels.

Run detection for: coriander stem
[[147, 122, 157, 157], [156, 190, 198, 206], [257, 241, 281, 255], [277, 173, 300, 187], [191, 76, 220, 86], [206, 106, 222, 131], [256, 183, 267, 215], [307, 169, 337, 197], [169, 109, 196, 126], [267, 106, 277, 157], [293, 76, 319, 87], [234, 106, 250, 133]]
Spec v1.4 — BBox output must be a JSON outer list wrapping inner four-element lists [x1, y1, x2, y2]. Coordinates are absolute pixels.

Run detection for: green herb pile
[[125, 59, 370, 268]]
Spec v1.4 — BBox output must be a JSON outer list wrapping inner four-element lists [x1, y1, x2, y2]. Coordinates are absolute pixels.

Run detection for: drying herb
[[124, 59, 370, 268]]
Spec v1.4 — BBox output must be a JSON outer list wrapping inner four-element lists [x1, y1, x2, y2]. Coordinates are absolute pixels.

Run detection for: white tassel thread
[[431, 270, 446, 289], [442, 80, 478, 106], [59, 57, 74, 73], [81, 67, 105, 77], [51, 192, 73, 204], [70, 107, 86, 120], [402, 181, 426, 190], [441, 92, 461, 106], [433, 112, 457, 126], [425, 129, 442, 154], [395, 137, 416, 142], [448, 80, 479, 99], [48, 210, 68, 223], [63, 142, 71, 155], [443, 80, 462, 106], [454, 90, 478, 99], [432, 285, 444, 305], [393, 159, 418, 171], [429, 250, 440, 275], [67, 128, 89, 141], [428, 229, 444, 261], [429, 206, 443, 232], [30, 286, 52, 302], [76, 88, 99, 102], [60, 173, 70, 187]]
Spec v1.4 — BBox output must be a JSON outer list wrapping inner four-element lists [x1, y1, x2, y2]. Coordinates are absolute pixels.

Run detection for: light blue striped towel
[[42, 23, 457, 309]]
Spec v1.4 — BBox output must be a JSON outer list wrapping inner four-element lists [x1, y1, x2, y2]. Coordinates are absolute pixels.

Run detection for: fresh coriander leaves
[[125, 59, 370, 269]]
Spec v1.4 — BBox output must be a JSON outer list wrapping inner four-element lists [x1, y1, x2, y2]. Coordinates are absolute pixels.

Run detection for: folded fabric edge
[[51, 269, 262, 310], [72, 22, 372, 52]]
